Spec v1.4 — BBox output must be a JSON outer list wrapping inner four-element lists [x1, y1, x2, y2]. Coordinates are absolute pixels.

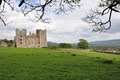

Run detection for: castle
[[15, 28, 47, 48]]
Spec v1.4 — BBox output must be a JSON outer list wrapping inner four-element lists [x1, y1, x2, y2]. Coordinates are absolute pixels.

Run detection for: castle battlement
[[15, 28, 47, 48]]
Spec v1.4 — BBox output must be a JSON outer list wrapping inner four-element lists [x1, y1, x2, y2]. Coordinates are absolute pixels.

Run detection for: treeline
[[0, 38, 89, 49], [0, 39, 14, 47], [48, 39, 89, 49], [59, 43, 72, 48]]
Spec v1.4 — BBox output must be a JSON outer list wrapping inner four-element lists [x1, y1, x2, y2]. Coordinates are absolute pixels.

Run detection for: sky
[[0, 0, 120, 43]]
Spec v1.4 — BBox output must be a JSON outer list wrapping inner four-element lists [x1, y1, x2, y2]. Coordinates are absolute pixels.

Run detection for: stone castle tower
[[15, 28, 47, 48]]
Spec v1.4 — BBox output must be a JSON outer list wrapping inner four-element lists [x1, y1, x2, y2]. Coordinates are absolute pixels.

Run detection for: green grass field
[[0, 47, 120, 80]]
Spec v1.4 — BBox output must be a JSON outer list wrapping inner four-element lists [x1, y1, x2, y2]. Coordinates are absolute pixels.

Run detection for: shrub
[[102, 60, 113, 64], [71, 54, 76, 56], [96, 57, 101, 59], [42, 47, 48, 48], [49, 46, 58, 49]]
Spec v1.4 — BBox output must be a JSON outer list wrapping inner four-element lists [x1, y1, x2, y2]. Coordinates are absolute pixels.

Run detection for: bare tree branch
[[0, 0, 2, 5], [18, 0, 24, 7], [84, 0, 120, 32], [0, 0, 80, 25], [0, 16, 6, 25]]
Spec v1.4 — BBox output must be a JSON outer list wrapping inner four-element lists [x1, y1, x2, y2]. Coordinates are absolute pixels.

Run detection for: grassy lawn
[[0, 47, 120, 80]]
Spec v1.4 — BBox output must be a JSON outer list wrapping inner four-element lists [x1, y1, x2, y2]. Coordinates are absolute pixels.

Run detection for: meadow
[[0, 47, 120, 80]]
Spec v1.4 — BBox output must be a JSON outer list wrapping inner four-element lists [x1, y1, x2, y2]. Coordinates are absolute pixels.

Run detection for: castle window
[[20, 42, 22, 44]]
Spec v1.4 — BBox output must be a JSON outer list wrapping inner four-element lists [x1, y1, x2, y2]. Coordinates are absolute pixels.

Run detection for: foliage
[[2, 39, 9, 43], [0, 39, 14, 47], [0, 40, 1, 43], [0, 48, 120, 80], [71, 53, 76, 56], [77, 39, 89, 49], [48, 46, 58, 49], [102, 59, 113, 64], [59, 43, 72, 48]]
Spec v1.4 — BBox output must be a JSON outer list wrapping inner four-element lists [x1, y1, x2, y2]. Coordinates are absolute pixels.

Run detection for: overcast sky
[[0, 0, 120, 43]]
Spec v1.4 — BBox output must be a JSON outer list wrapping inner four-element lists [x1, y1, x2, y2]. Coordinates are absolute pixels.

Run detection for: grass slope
[[0, 48, 120, 80]]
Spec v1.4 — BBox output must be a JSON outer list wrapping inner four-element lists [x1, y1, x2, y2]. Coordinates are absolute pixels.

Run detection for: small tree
[[77, 39, 89, 49]]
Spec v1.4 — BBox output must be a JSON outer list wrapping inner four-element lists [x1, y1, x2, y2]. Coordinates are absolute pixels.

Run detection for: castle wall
[[15, 29, 21, 47], [25, 36, 38, 48], [40, 29, 47, 47], [15, 28, 47, 48], [15, 29, 27, 48]]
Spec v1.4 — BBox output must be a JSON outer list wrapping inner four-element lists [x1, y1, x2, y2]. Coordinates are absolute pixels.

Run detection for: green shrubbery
[[71, 54, 76, 56], [102, 60, 113, 64], [59, 43, 72, 48], [0, 39, 14, 47], [48, 46, 58, 49]]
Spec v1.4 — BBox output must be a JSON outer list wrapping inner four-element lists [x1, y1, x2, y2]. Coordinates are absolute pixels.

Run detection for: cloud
[[0, 0, 120, 43], [105, 12, 120, 33]]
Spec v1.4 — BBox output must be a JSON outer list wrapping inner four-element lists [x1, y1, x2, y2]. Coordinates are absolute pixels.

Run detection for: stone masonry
[[15, 28, 47, 48]]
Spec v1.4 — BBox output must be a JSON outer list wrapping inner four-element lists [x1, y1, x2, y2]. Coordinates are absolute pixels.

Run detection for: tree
[[7, 40, 14, 47], [0, 0, 80, 25], [84, 0, 120, 32], [1, 39, 14, 47], [77, 39, 89, 49], [2, 39, 9, 43], [0, 40, 1, 44], [59, 43, 72, 48]]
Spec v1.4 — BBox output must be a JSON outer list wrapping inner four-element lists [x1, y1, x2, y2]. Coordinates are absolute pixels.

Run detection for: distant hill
[[47, 39, 120, 49], [47, 42, 77, 48], [89, 39, 120, 48], [47, 42, 59, 47]]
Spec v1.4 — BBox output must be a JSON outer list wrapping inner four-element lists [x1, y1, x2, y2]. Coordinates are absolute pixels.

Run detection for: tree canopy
[[77, 39, 89, 49], [0, 0, 120, 31]]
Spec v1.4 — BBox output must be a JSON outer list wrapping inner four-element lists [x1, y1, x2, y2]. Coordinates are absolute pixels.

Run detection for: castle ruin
[[15, 28, 47, 48]]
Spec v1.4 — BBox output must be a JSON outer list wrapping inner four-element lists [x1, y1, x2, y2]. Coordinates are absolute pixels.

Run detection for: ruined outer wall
[[15, 28, 47, 48], [25, 34, 38, 48], [15, 29, 21, 47], [39, 29, 47, 47], [15, 29, 27, 48]]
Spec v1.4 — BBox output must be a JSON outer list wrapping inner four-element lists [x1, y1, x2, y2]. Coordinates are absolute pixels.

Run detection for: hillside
[[90, 39, 120, 48], [48, 39, 120, 49], [47, 41, 59, 47]]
